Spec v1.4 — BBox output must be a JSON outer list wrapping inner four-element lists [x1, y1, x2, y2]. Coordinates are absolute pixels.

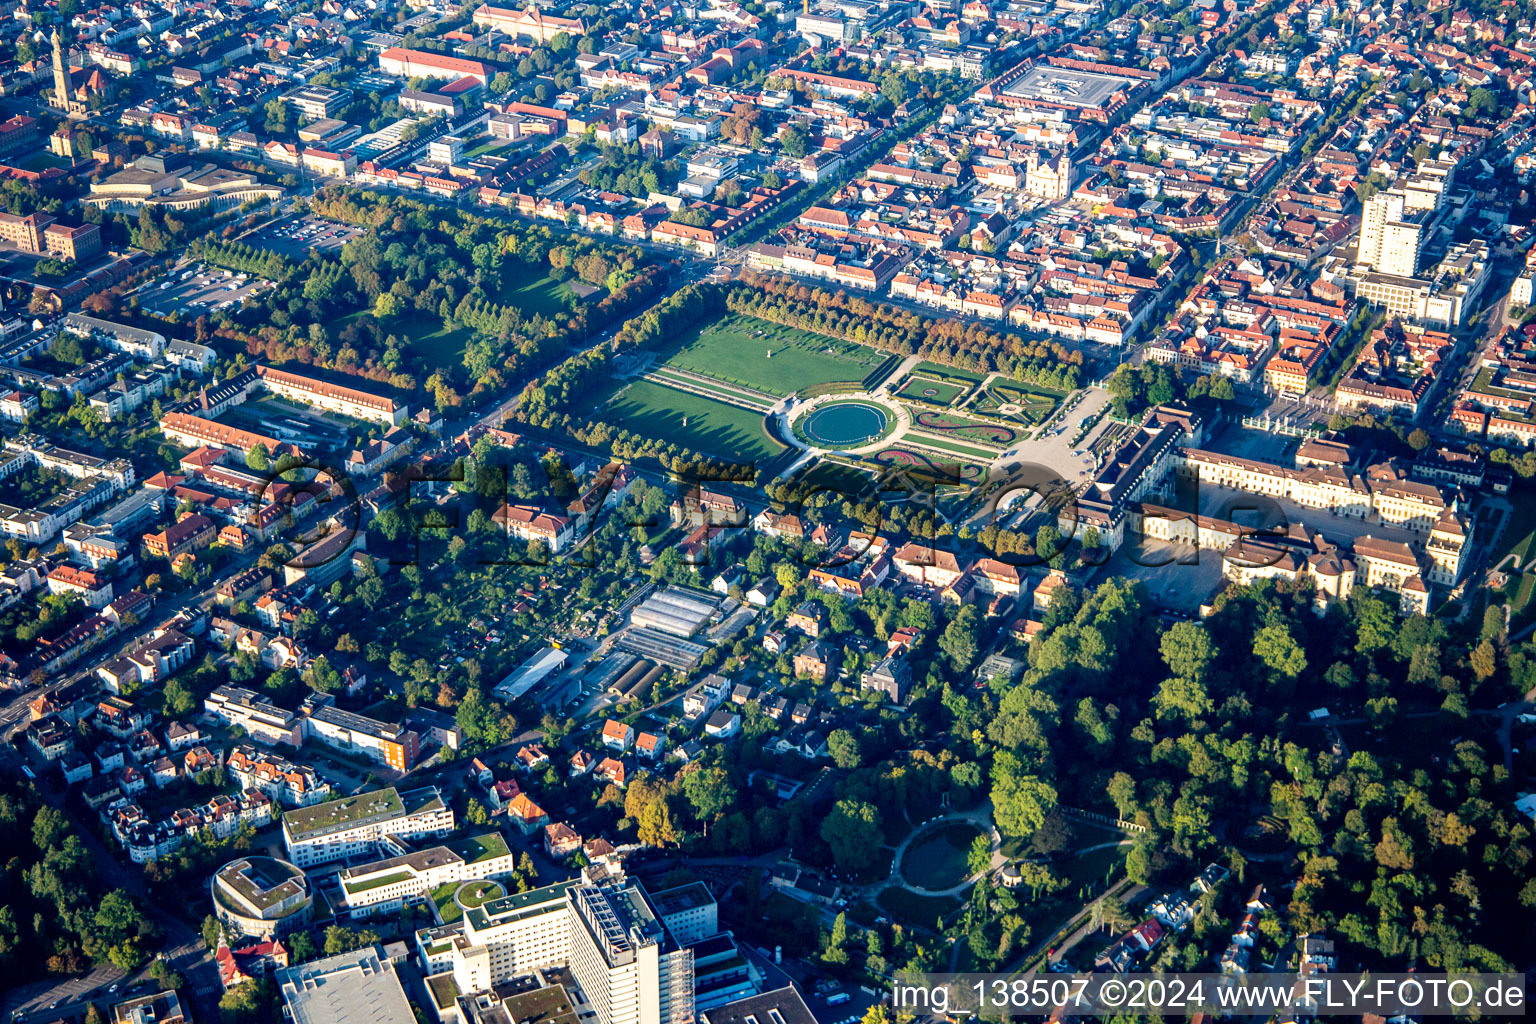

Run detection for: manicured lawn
[[914, 360, 988, 385], [901, 822, 984, 890], [432, 882, 463, 922], [872, 447, 986, 481], [602, 378, 785, 460], [10, 151, 68, 172], [1507, 572, 1536, 617], [910, 409, 1018, 446], [458, 880, 505, 908], [1495, 489, 1536, 569], [1059, 845, 1128, 897], [896, 376, 969, 405], [975, 382, 1064, 424], [991, 380, 1067, 402], [463, 136, 517, 159], [901, 432, 1001, 460], [797, 459, 880, 497], [399, 314, 475, 370], [664, 314, 884, 396], [497, 263, 574, 317]]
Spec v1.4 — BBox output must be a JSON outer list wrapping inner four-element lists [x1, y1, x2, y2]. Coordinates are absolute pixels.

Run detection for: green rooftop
[[282, 787, 406, 840], [464, 878, 579, 932], [343, 870, 413, 894], [456, 880, 505, 909], [447, 831, 511, 865], [426, 973, 459, 1009], [432, 882, 465, 923], [215, 857, 307, 911]]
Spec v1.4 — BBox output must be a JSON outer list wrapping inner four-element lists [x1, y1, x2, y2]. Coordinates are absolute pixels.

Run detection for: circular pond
[[797, 400, 892, 449], [900, 822, 985, 890]]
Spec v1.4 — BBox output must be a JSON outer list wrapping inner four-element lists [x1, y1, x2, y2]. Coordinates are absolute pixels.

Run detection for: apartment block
[[204, 685, 304, 746], [305, 705, 420, 772]]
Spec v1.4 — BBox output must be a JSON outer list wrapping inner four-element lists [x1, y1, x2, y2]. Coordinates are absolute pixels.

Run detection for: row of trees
[[188, 238, 293, 281], [729, 275, 1086, 390]]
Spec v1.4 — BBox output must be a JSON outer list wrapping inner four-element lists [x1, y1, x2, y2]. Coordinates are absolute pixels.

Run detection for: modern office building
[[281, 786, 453, 868], [211, 856, 314, 940], [282, 85, 353, 119], [337, 832, 518, 918]]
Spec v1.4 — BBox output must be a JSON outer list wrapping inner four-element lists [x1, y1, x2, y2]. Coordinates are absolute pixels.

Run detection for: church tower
[[50, 27, 73, 111]]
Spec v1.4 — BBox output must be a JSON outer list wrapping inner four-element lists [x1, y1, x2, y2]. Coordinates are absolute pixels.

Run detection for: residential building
[[205, 686, 304, 746], [306, 704, 419, 771], [226, 745, 333, 807]]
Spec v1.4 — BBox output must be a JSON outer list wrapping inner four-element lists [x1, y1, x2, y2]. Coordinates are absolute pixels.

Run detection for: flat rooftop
[[283, 786, 444, 840], [277, 948, 413, 1024], [447, 831, 512, 864], [650, 880, 715, 916], [284, 787, 405, 839], [465, 878, 579, 932], [217, 856, 306, 910], [1001, 64, 1133, 108], [499, 985, 579, 1024]]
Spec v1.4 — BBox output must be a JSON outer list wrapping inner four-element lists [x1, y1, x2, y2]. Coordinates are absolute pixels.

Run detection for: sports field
[[602, 378, 785, 460], [665, 314, 884, 396]]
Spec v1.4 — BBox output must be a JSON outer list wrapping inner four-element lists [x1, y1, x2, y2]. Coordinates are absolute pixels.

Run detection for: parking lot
[[137, 263, 271, 318], [250, 215, 363, 258]]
